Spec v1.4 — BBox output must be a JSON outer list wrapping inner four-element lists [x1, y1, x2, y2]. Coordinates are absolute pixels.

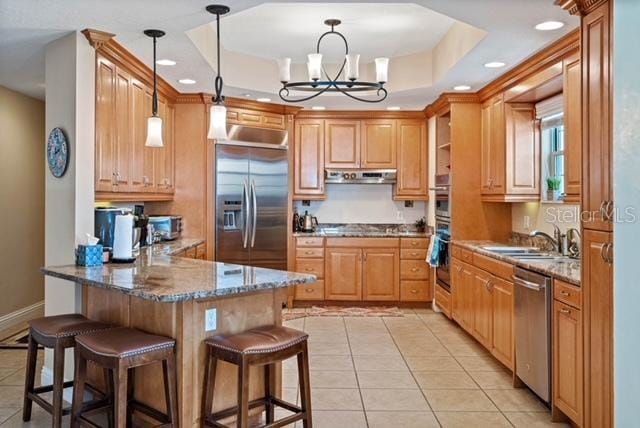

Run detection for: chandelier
[[277, 19, 389, 103]]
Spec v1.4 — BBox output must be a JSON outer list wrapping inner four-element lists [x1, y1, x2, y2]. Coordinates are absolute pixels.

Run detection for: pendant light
[[143, 29, 166, 148], [206, 4, 231, 141]]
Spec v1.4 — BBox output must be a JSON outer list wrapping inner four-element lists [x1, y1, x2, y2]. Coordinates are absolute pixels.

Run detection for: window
[[548, 125, 565, 191], [540, 115, 565, 201]]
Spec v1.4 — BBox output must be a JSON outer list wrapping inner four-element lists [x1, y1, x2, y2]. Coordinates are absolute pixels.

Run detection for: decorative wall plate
[[47, 127, 69, 178]]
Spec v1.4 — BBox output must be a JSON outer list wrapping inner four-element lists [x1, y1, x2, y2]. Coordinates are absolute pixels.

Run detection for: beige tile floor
[[0, 308, 568, 427]]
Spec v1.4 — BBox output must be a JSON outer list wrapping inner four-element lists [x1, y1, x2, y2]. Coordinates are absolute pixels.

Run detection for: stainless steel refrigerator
[[215, 125, 288, 270]]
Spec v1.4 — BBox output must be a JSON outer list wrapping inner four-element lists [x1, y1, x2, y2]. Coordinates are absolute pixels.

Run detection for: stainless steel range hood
[[325, 169, 397, 184], [217, 125, 288, 150]]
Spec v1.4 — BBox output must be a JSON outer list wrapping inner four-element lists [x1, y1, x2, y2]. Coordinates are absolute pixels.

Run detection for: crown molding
[[295, 110, 427, 120], [81, 28, 115, 49], [555, 0, 608, 16], [424, 93, 480, 118], [174, 93, 303, 115]]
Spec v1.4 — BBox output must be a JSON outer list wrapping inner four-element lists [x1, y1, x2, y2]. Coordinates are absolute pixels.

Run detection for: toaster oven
[[148, 215, 182, 241]]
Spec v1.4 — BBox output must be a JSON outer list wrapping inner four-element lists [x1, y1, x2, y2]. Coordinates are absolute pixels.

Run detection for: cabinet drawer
[[296, 247, 324, 258], [296, 237, 324, 247], [295, 259, 324, 279], [400, 280, 431, 302], [400, 238, 429, 249], [325, 238, 399, 248], [294, 280, 324, 300], [401, 249, 427, 260], [451, 245, 462, 260], [461, 248, 474, 264], [473, 253, 513, 281], [434, 284, 452, 318], [400, 260, 429, 280], [554, 279, 581, 309]]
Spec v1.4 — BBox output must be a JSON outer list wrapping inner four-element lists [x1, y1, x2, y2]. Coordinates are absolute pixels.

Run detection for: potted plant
[[546, 176, 562, 201], [414, 216, 426, 233]]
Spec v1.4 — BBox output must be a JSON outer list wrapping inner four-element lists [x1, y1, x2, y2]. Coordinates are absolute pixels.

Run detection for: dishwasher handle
[[512, 275, 546, 291]]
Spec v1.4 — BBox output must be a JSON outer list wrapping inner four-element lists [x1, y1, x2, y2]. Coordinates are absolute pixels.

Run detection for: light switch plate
[[205, 308, 217, 332], [524, 215, 530, 230]]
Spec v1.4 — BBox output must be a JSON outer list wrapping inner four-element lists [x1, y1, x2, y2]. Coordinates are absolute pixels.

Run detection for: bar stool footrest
[[205, 396, 304, 428]]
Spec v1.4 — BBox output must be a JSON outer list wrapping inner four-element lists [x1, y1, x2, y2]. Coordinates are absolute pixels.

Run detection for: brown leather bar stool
[[23, 314, 111, 427], [202, 325, 312, 428], [71, 327, 178, 428]]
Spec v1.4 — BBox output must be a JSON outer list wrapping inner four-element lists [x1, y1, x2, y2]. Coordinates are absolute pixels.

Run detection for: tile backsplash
[[512, 202, 580, 235]]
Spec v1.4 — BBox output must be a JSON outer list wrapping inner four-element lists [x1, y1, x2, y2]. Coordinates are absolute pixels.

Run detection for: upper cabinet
[[226, 107, 286, 130], [94, 52, 175, 201], [293, 115, 427, 200], [563, 52, 582, 202], [481, 95, 539, 202]]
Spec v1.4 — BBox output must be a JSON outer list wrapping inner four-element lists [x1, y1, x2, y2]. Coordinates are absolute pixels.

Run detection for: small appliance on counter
[[133, 205, 150, 247], [95, 207, 130, 250], [148, 215, 182, 241], [112, 213, 139, 263], [297, 211, 319, 233]]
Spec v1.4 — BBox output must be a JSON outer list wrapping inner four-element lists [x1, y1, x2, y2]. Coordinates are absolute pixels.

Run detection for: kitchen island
[[42, 243, 316, 427]]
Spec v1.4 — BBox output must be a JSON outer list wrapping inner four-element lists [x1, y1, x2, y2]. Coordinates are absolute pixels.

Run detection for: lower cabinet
[[363, 248, 400, 301], [472, 267, 494, 349], [491, 276, 514, 369], [325, 247, 363, 301]]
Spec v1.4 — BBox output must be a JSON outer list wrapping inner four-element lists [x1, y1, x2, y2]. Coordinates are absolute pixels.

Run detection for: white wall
[[293, 184, 427, 224], [613, 0, 640, 423], [511, 202, 580, 235], [44, 31, 95, 380]]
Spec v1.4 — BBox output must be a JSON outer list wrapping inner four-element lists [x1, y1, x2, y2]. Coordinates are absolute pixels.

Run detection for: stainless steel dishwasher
[[513, 266, 552, 404]]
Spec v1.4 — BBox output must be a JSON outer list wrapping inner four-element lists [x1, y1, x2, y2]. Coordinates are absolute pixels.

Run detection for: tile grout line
[[343, 316, 370, 428]]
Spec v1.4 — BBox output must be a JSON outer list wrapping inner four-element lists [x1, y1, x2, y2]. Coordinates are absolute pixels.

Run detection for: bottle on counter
[[292, 208, 300, 233]]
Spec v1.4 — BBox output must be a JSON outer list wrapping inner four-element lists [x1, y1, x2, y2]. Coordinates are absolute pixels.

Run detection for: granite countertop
[[293, 223, 432, 238], [453, 240, 581, 286], [42, 238, 316, 303]]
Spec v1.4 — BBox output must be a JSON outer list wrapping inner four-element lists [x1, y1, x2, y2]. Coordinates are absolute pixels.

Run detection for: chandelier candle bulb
[[277, 57, 291, 83], [345, 54, 360, 81], [375, 57, 389, 83], [307, 53, 323, 81]]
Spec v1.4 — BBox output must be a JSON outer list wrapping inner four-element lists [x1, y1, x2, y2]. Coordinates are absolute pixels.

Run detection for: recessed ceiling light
[[156, 59, 176, 66], [484, 61, 506, 68], [312, 106, 326, 110], [178, 78, 196, 85], [241, 93, 251, 98], [453, 85, 471, 91], [535, 21, 565, 31], [386, 106, 401, 111], [256, 97, 271, 102]]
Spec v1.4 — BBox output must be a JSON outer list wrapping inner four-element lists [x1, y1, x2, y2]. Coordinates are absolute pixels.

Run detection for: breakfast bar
[[41, 245, 316, 427]]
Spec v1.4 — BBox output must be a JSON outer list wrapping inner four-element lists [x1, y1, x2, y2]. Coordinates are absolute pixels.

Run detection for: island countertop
[[42, 245, 316, 303]]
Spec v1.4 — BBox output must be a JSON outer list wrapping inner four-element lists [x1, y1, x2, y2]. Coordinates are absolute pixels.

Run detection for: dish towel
[[427, 234, 442, 267]]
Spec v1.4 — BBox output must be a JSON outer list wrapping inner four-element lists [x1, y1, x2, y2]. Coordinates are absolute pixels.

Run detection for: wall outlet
[[205, 308, 217, 332], [397, 211, 404, 221], [524, 215, 531, 231]]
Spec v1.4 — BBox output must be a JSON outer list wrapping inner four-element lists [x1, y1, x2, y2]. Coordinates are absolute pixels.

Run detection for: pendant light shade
[[206, 4, 231, 141], [375, 57, 389, 83], [208, 105, 228, 140], [307, 53, 323, 81], [345, 54, 360, 81], [277, 57, 291, 83], [143, 29, 166, 147]]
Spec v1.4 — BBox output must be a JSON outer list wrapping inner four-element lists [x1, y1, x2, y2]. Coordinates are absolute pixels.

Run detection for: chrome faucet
[[567, 228, 581, 259], [529, 225, 563, 253]]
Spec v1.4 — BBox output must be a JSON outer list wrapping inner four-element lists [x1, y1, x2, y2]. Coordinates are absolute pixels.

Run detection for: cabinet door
[[480, 103, 492, 194], [583, 229, 613, 428], [114, 68, 132, 192], [460, 263, 475, 333], [395, 120, 427, 199], [130, 80, 147, 192], [95, 55, 117, 192], [142, 89, 156, 190], [294, 119, 324, 197], [361, 120, 396, 169], [451, 259, 462, 323], [505, 103, 539, 197], [491, 276, 514, 369], [363, 248, 399, 301], [472, 268, 493, 349], [481, 95, 506, 195], [553, 300, 583, 426], [563, 52, 581, 202], [324, 120, 360, 169], [325, 248, 362, 301], [582, 2, 612, 232], [154, 99, 168, 192], [159, 103, 175, 194]]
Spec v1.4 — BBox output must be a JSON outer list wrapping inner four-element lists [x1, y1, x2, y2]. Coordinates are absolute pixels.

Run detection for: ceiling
[[0, 0, 578, 110]]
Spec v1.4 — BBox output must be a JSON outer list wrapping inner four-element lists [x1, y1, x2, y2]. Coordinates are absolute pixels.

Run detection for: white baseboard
[[40, 366, 75, 403], [0, 301, 44, 333]]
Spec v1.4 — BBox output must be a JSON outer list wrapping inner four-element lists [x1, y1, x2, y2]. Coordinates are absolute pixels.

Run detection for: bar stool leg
[[71, 351, 87, 428], [162, 353, 179, 427], [104, 368, 114, 428], [52, 342, 66, 428], [202, 351, 217, 425], [22, 333, 38, 421], [297, 342, 312, 428], [113, 364, 128, 428], [126, 368, 134, 428], [237, 358, 249, 428], [264, 364, 274, 424]]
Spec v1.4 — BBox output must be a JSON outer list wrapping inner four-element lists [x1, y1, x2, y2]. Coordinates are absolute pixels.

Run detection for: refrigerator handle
[[242, 179, 250, 249], [250, 179, 257, 248]]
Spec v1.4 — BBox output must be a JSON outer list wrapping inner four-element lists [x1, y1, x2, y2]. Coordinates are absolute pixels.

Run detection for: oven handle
[[512, 275, 546, 291]]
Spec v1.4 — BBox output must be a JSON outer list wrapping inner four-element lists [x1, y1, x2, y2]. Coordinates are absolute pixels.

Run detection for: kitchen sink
[[481, 246, 539, 254]]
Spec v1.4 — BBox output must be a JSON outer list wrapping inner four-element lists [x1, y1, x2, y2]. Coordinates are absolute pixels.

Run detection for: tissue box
[[75, 244, 104, 267]]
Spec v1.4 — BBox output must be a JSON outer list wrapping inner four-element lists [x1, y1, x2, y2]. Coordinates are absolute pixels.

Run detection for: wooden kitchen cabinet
[[130, 79, 151, 192], [394, 119, 428, 200], [363, 248, 399, 301], [481, 94, 506, 196], [451, 257, 474, 333], [583, 228, 613, 428], [324, 247, 362, 301], [361, 119, 396, 169], [324, 119, 360, 169], [472, 267, 493, 349], [154, 101, 175, 193], [95, 55, 117, 193], [294, 119, 325, 199], [226, 107, 285, 130], [491, 276, 514, 369], [563, 51, 581, 203], [553, 289, 583, 426]]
